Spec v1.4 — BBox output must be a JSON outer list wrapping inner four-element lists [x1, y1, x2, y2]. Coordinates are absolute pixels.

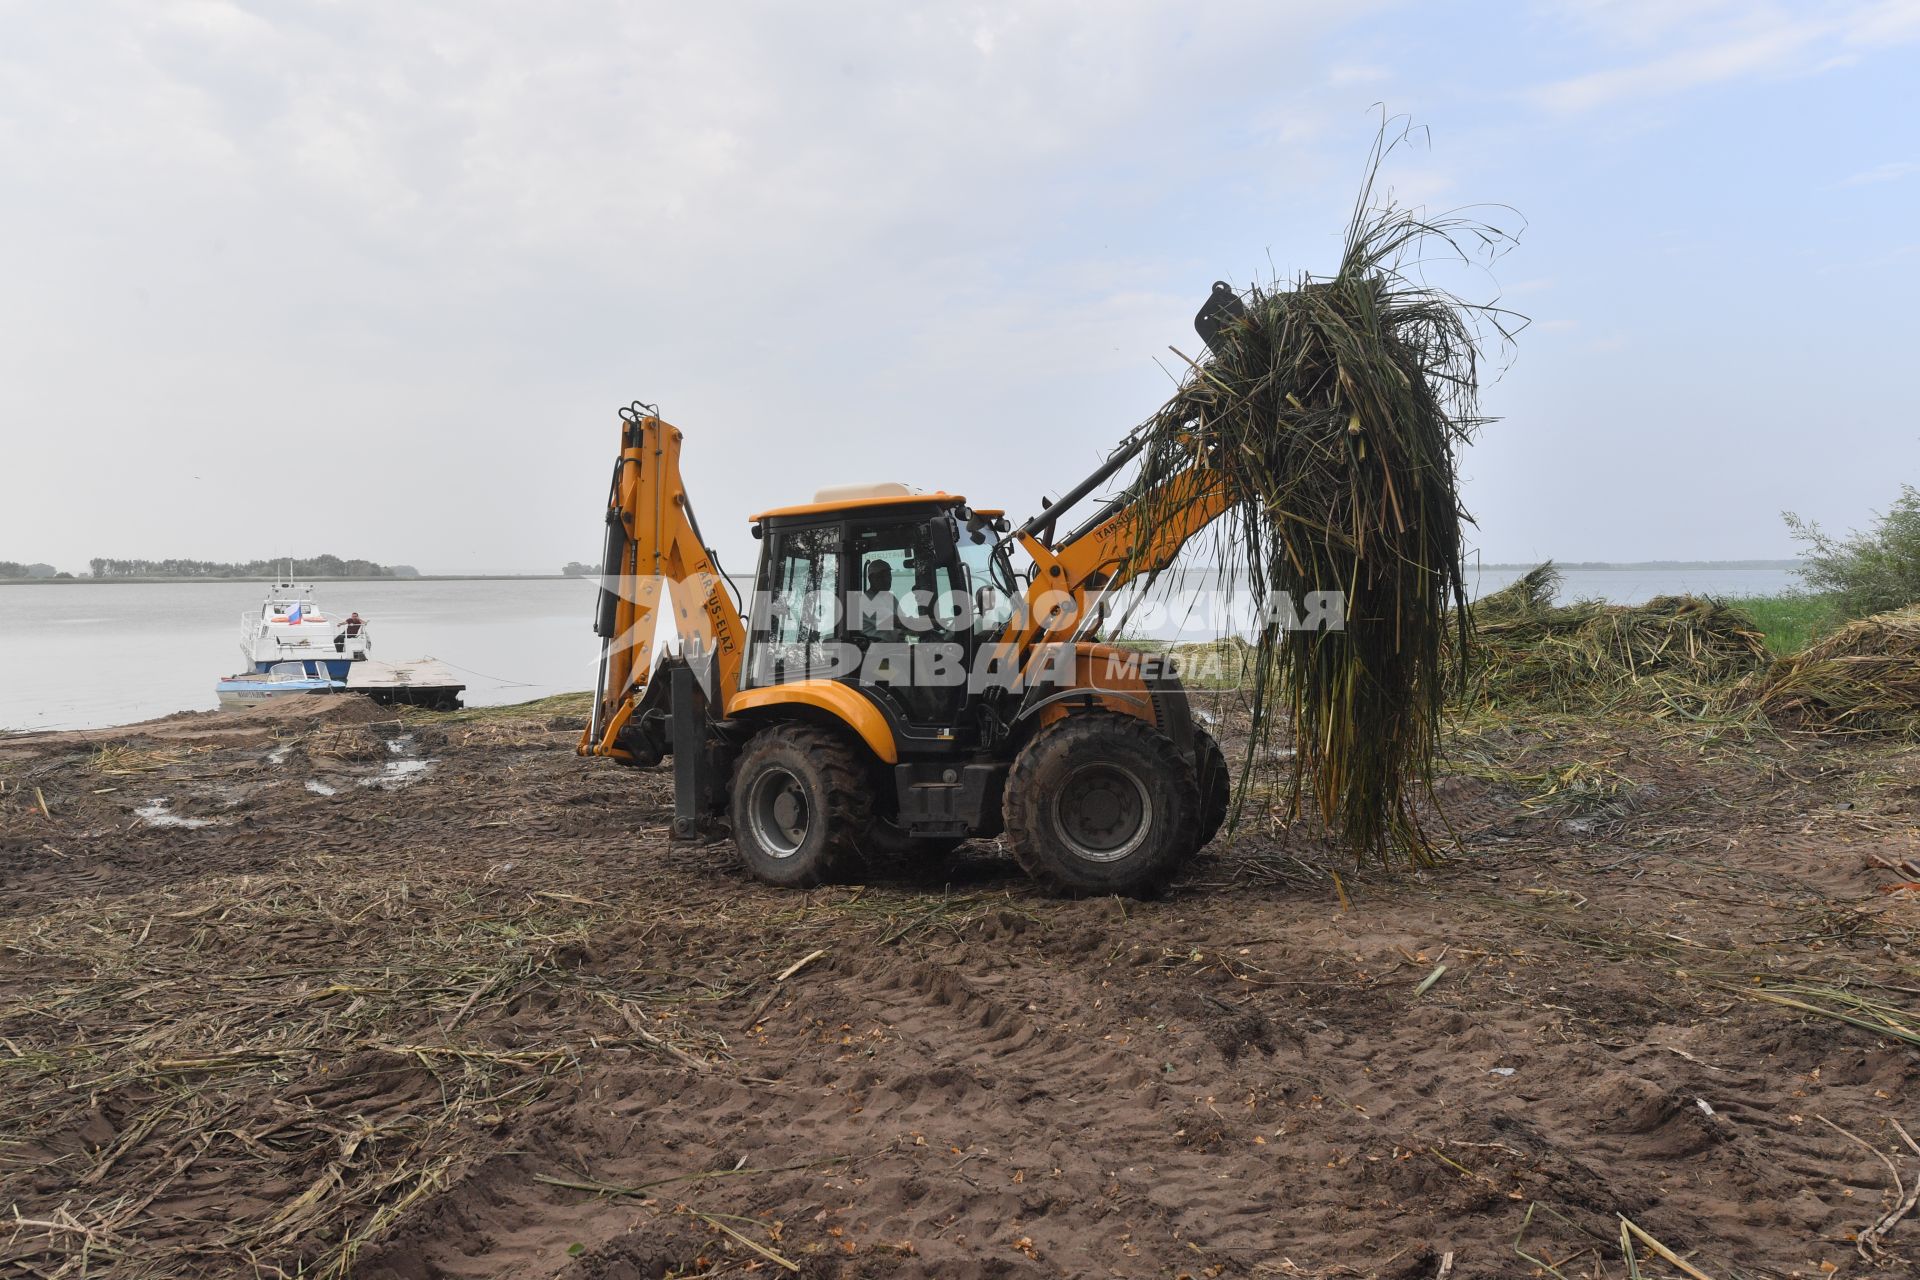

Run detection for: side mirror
[[927, 515, 960, 571], [974, 585, 1000, 627]]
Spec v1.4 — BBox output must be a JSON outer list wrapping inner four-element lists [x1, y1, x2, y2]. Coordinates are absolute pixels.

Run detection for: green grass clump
[[1720, 594, 1833, 655], [418, 691, 593, 724]]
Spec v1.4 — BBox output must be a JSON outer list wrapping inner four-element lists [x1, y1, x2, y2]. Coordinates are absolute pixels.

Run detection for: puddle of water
[[135, 798, 213, 829], [360, 758, 433, 788], [267, 743, 292, 765], [386, 735, 415, 756], [305, 780, 339, 796]]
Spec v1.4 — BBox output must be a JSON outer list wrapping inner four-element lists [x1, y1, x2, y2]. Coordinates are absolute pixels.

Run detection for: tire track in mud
[[375, 940, 1384, 1278], [792, 946, 1307, 1268]]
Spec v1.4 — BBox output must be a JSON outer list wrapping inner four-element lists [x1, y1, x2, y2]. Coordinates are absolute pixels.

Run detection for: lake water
[[1465, 565, 1800, 606], [0, 567, 1803, 731], [1, 578, 606, 732]]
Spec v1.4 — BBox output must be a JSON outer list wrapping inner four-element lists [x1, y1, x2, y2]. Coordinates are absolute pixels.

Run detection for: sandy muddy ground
[[2, 693, 1918, 1279]]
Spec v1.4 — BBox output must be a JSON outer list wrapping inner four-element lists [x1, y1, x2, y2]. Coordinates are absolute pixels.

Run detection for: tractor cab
[[742, 485, 1015, 742]]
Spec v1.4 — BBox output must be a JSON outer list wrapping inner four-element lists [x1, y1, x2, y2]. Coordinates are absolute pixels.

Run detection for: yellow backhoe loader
[[580, 287, 1250, 896]]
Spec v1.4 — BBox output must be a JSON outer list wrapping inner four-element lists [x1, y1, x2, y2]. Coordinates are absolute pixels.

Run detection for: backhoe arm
[[579, 409, 746, 762]]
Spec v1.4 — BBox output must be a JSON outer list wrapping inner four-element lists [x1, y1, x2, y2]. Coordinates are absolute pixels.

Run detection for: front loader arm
[[997, 281, 1246, 668], [999, 436, 1233, 664], [1034, 458, 1232, 616], [580, 408, 746, 761]]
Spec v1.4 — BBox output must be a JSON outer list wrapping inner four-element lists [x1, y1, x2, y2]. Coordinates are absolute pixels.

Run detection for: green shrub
[[1785, 485, 1920, 621]]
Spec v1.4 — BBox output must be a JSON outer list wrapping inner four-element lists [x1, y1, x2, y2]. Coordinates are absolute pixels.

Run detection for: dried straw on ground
[[1737, 606, 1920, 735], [1463, 563, 1770, 714], [1124, 131, 1518, 864]]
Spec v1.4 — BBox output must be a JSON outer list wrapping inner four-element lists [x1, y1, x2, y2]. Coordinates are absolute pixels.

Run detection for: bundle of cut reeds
[[1124, 132, 1518, 864], [1737, 606, 1920, 735]]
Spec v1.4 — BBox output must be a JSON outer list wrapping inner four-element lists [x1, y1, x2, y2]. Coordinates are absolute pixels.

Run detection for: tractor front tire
[[729, 724, 870, 888], [1004, 711, 1200, 897]]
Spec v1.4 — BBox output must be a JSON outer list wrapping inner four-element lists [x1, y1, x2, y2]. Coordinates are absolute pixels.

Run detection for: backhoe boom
[[582, 409, 745, 762]]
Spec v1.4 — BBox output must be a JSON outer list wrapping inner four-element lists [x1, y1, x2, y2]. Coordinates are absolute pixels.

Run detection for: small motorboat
[[215, 662, 347, 709]]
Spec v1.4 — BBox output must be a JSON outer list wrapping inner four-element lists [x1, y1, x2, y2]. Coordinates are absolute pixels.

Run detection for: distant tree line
[[1, 560, 61, 578], [1479, 559, 1803, 572], [86, 556, 419, 579], [562, 561, 596, 577]]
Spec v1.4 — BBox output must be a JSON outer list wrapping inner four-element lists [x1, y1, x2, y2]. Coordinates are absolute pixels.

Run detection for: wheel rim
[[1051, 762, 1153, 863], [747, 766, 811, 858]]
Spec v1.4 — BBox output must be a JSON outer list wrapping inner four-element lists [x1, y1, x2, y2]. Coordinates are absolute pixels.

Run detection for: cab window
[[957, 535, 1015, 634], [848, 522, 962, 643], [752, 525, 841, 681]]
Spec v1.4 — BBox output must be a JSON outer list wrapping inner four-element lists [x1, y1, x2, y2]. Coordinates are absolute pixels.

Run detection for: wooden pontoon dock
[[346, 658, 466, 710]]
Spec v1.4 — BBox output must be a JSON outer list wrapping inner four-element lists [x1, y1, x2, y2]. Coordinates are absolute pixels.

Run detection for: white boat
[[214, 582, 372, 708]]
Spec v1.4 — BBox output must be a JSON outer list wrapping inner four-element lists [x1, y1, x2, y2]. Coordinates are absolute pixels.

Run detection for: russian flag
[[287, 602, 304, 624]]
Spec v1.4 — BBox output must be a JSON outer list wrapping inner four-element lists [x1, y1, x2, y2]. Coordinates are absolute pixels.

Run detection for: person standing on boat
[[334, 611, 365, 654]]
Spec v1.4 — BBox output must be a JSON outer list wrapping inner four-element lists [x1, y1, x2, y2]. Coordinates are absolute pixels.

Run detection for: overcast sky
[[2, 1, 1917, 575]]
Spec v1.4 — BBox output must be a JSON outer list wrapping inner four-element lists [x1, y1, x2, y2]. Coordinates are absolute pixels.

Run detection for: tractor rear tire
[[1004, 710, 1200, 897], [1193, 727, 1231, 851], [729, 724, 871, 888]]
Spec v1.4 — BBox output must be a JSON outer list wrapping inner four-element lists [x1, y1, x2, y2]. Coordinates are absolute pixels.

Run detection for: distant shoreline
[[4, 561, 1804, 586], [1472, 560, 1802, 572], [0, 575, 580, 586]]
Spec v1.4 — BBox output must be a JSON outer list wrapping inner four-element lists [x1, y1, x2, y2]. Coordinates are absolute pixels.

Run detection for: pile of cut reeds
[[1124, 130, 1518, 864], [1462, 563, 1770, 713], [1735, 606, 1920, 735]]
